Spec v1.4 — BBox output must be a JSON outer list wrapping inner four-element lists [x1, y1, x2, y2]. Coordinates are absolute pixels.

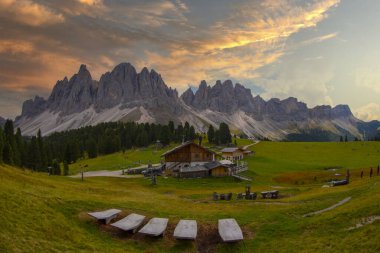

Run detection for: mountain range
[[15, 62, 380, 140]]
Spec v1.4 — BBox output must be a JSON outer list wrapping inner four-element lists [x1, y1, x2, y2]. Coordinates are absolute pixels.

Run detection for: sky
[[0, 0, 380, 121]]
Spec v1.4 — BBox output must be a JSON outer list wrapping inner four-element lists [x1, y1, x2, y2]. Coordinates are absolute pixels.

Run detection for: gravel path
[[69, 164, 159, 178]]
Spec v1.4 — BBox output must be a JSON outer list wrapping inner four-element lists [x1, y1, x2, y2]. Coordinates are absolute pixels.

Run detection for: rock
[[20, 96, 47, 118], [181, 88, 195, 105], [14, 62, 367, 140]]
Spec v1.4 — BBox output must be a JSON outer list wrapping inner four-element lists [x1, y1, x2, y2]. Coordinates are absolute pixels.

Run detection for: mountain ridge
[[14, 62, 377, 140]]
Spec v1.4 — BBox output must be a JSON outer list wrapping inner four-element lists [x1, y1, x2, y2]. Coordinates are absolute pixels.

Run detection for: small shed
[[205, 161, 230, 177]]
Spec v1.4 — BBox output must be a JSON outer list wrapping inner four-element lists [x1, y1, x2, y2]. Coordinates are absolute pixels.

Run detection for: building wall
[[211, 166, 229, 177], [222, 150, 244, 161], [179, 170, 209, 178], [164, 144, 214, 163]]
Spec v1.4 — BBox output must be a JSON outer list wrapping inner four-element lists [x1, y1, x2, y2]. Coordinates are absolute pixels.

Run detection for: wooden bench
[[138, 218, 169, 236], [110, 213, 145, 233], [218, 218, 244, 242], [173, 220, 197, 240], [88, 209, 121, 224]]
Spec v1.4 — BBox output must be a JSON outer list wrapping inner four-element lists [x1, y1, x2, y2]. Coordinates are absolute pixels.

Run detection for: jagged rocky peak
[[332, 104, 353, 118], [182, 79, 256, 113], [310, 105, 332, 119], [20, 95, 47, 118], [181, 87, 195, 105]]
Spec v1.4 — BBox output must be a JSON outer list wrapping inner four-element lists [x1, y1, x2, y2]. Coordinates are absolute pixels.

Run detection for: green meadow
[[1, 141, 380, 253]]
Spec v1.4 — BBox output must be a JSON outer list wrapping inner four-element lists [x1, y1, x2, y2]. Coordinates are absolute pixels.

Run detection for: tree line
[[0, 120, 199, 173], [207, 123, 232, 145]]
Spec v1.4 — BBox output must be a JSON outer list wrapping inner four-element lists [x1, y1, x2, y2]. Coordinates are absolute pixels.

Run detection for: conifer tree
[[4, 120, 18, 164], [207, 125, 215, 143], [3, 141, 13, 164], [219, 122, 232, 144], [189, 126, 196, 141], [15, 128, 24, 166], [160, 126, 170, 146], [63, 162, 69, 176], [0, 128, 4, 163], [87, 138, 98, 158]]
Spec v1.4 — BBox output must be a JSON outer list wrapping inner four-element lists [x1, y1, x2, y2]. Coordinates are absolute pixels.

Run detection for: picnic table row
[[87, 209, 243, 242], [213, 190, 279, 200]]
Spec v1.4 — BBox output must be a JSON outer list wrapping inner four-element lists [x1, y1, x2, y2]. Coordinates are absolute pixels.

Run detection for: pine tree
[[64, 143, 72, 164], [214, 130, 220, 145], [176, 124, 184, 143], [37, 129, 48, 171], [52, 160, 61, 175], [63, 162, 69, 176], [15, 128, 25, 167], [207, 125, 215, 143], [136, 130, 149, 147], [219, 123, 232, 144], [160, 126, 170, 146], [0, 128, 4, 163], [4, 120, 18, 165], [3, 141, 14, 164], [87, 138, 98, 158], [189, 126, 196, 141], [184, 122, 190, 141]]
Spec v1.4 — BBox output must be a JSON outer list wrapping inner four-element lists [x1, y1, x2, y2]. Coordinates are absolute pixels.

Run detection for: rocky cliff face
[[181, 81, 354, 122], [15, 62, 366, 140]]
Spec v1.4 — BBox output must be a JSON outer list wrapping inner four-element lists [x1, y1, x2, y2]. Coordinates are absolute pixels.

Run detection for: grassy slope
[[1, 142, 380, 252]]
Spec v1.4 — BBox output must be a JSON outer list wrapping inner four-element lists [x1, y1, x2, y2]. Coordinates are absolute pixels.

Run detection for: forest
[[0, 120, 232, 174]]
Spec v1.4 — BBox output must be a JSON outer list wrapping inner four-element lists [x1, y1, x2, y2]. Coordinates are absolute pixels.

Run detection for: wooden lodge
[[161, 141, 248, 178], [161, 141, 216, 176]]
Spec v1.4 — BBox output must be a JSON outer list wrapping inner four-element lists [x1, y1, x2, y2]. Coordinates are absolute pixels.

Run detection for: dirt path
[[69, 164, 159, 178], [347, 215, 380, 230], [303, 197, 352, 217], [243, 140, 260, 150]]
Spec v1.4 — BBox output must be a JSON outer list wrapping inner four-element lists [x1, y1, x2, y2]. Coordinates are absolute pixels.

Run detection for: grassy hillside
[[1, 142, 380, 252]]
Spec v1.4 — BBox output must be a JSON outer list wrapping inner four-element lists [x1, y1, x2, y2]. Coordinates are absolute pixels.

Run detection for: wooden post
[[81, 171, 84, 181]]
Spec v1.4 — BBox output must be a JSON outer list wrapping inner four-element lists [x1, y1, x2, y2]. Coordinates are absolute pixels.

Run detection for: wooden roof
[[161, 141, 216, 157]]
